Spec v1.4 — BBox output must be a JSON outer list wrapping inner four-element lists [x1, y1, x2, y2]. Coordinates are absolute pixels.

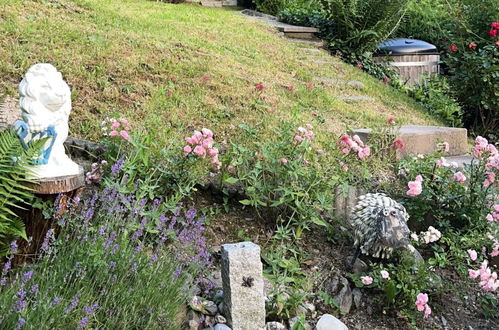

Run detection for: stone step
[[277, 26, 318, 33], [338, 95, 374, 103], [201, 0, 222, 7], [447, 155, 474, 167], [354, 125, 468, 158], [283, 32, 316, 40]]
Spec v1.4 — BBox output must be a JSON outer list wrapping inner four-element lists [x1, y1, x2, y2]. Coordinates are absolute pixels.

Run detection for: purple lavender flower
[[82, 303, 99, 315], [30, 284, 39, 295], [111, 159, 125, 176], [64, 293, 81, 314], [108, 261, 117, 270], [52, 297, 62, 306], [134, 246, 142, 253], [102, 232, 116, 250], [112, 244, 120, 254], [41, 229, 54, 252], [0, 277, 6, 286], [10, 241, 18, 254], [98, 227, 105, 236], [23, 271, 33, 282], [2, 260, 11, 275], [77, 316, 89, 329], [16, 317, 25, 330], [151, 254, 158, 262]]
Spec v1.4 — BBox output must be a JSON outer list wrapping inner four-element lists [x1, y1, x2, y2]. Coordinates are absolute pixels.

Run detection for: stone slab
[[201, 0, 222, 7], [283, 32, 316, 40], [447, 155, 474, 167], [277, 26, 318, 33], [221, 242, 265, 330], [354, 125, 468, 158], [222, 0, 237, 5], [338, 95, 374, 103]]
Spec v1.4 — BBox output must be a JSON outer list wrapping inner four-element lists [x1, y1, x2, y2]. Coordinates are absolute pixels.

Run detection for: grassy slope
[[0, 0, 438, 148]]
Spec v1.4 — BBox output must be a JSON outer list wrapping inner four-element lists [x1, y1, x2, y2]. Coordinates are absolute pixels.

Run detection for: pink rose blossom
[[342, 148, 350, 154], [469, 269, 480, 279], [424, 304, 432, 318], [119, 130, 130, 141], [202, 128, 213, 138], [280, 158, 288, 164], [294, 135, 304, 143], [468, 249, 478, 261], [407, 176, 423, 196], [109, 130, 118, 137], [454, 171, 467, 183], [381, 270, 390, 279], [360, 276, 373, 285], [207, 148, 219, 157], [183, 145, 192, 154], [111, 121, 120, 129], [486, 214, 494, 222], [193, 145, 206, 158]]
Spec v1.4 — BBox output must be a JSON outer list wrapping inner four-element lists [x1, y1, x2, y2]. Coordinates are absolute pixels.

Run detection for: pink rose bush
[[101, 117, 131, 142], [184, 128, 221, 170], [415, 293, 432, 318]]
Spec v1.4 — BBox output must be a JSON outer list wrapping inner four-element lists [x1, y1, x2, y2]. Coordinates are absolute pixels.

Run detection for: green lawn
[[0, 0, 438, 147]]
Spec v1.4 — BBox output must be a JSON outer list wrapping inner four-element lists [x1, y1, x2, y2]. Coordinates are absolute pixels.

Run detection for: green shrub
[[321, 0, 410, 53], [0, 129, 44, 256], [222, 122, 337, 238], [253, 0, 320, 16], [409, 74, 462, 127], [445, 40, 499, 136]]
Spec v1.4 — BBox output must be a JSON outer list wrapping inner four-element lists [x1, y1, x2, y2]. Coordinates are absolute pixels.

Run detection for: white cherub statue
[[14, 63, 81, 179]]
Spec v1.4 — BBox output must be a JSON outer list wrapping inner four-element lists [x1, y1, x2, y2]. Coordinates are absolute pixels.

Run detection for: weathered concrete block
[[354, 125, 468, 158], [221, 242, 265, 330], [334, 185, 366, 221]]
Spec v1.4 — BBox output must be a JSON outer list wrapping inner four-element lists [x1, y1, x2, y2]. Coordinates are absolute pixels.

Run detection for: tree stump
[[14, 171, 85, 265]]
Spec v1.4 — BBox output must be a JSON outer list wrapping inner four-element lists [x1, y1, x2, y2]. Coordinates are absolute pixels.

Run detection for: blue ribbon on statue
[[14, 120, 57, 165]]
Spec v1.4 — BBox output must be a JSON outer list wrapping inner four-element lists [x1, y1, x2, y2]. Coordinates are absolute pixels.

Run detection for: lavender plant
[[0, 161, 213, 329]]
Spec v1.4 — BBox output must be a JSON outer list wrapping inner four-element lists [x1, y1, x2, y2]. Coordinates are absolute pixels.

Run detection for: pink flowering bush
[[352, 256, 440, 321], [101, 117, 131, 142], [222, 122, 336, 236], [183, 128, 221, 170], [397, 137, 498, 230]]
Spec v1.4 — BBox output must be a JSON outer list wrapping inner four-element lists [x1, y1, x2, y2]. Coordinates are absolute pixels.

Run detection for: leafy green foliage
[[445, 42, 499, 136], [0, 129, 43, 256], [321, 0, 410, 53], [396, 148, 496, 232], [222, 122, 337, 237], [253, 0, 320, 16], [409, 74, 462, 127]]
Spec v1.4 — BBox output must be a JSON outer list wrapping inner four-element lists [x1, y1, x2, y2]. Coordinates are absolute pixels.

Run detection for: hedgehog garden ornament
[[351, 193, 412, 260]]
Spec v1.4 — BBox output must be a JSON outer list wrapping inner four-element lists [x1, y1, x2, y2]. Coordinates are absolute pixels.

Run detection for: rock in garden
[[221, 242, 266, 330], [205, 315, 216, 327], [347, 81, 365, 89], [218, 302, 225, 315], [204, 300, 218, 316], [211, 269, 223, 289], [187, 310, 201, 330], [316, 314, 348, 330], [352, 288, 362, 309], [189, 296, 218, 315], [266, 321, 286, 330], [334, 277, 352, 314], [215, 314, 227, 324], [214, 324, 232, 330]]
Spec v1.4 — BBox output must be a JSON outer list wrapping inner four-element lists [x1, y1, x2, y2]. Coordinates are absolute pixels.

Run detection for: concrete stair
[[353, 125, 472, 165]]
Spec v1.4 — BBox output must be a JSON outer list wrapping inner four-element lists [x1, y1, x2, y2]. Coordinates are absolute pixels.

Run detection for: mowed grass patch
[[0, 0, 438, 151]]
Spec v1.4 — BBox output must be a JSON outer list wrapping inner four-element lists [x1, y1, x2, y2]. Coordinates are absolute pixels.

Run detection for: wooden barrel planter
[[374, 38, 440, 86]]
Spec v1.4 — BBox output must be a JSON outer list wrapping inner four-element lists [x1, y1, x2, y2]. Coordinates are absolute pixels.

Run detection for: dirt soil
[[196, 191, 499, 330]]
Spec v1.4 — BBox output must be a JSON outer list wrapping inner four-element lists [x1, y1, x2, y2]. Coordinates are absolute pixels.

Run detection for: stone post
[[221, 242, 265, 330]]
